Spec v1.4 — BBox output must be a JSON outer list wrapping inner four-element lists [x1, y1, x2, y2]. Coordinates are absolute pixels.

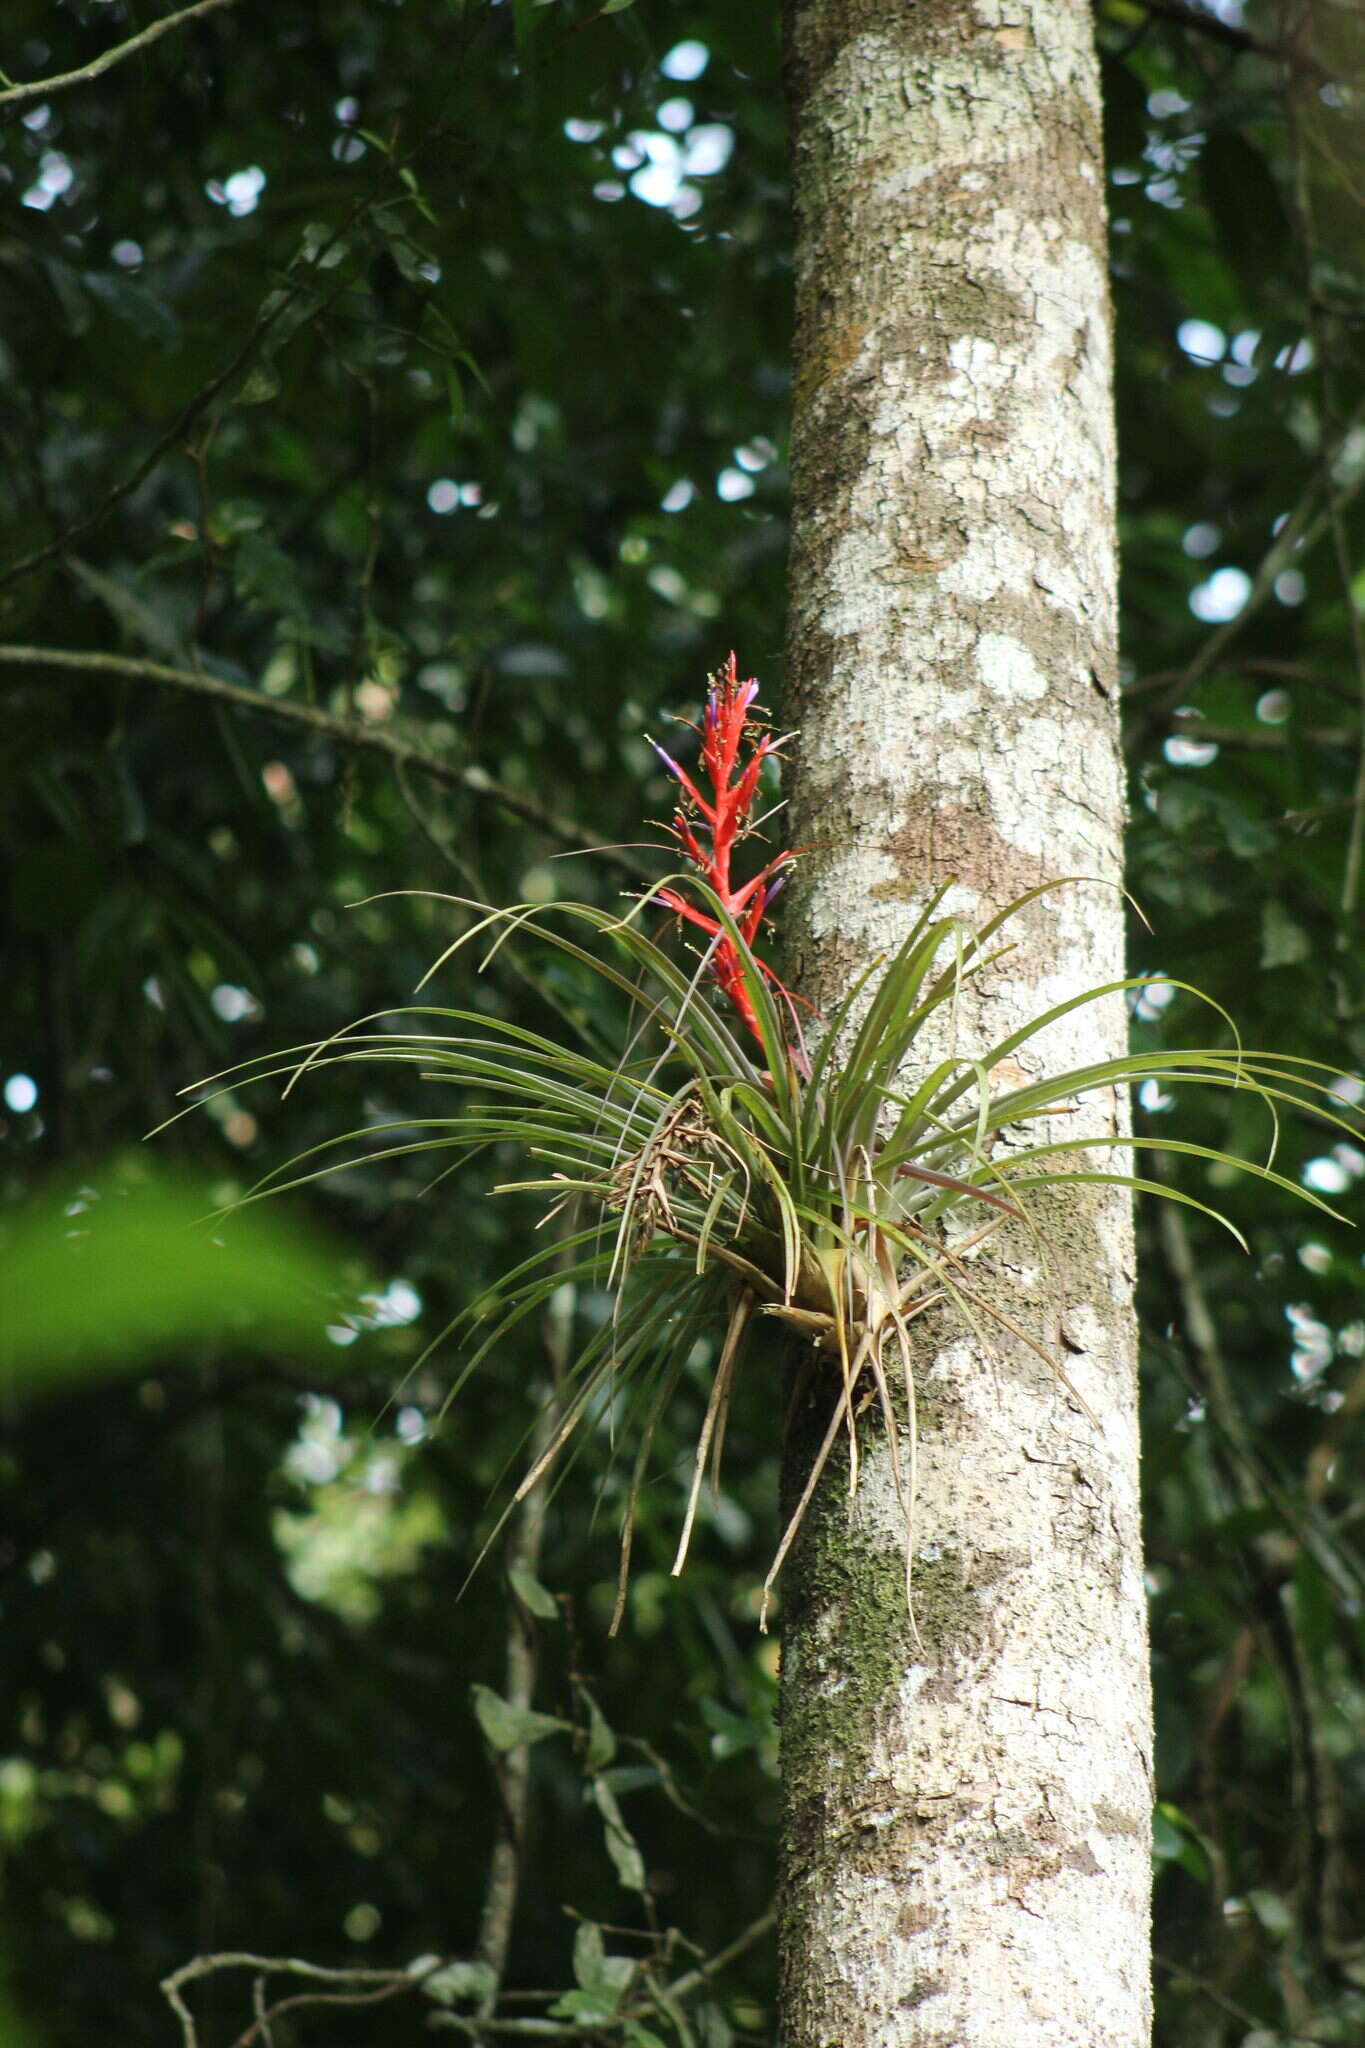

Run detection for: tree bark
[[778, 3, 1152, 2045]]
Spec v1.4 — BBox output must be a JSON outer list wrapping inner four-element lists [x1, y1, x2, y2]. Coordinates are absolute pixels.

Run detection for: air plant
[[185, 655, 1358, 1629]]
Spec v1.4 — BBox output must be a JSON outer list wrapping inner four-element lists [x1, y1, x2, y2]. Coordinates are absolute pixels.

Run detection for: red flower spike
[[651, 655, 806, 1075]]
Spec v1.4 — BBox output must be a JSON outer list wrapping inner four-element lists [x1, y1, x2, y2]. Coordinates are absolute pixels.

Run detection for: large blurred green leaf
[[0, 1163, 355, 1393]]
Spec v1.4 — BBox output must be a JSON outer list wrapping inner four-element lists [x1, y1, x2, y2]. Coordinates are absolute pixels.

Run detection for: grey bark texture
[[777, 2, 1153, 2045]]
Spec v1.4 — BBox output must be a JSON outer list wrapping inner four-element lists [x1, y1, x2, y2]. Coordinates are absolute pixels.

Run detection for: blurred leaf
[[1260, 897, 1312, 969], [415, 1956, 497, 2006], [469, 1684, 568, 1752], [700, 1696, 764, 1760], [452, 347, 491, 397], [68, 557, 188, 661], [82, 270, 181, 350], [232, 362, 283, 406], [1292, 1550, 1337, 1663], [581, 1687, 617, 1770], [593, 1777, 647, 1892], [697, 2006, 736, 2048], [233, 531, 307, 621], [549, 1924, 634, 2022], [574, 1921, 608, 1988], [1247, 1889, 1296, 1940], [0, 1164, 356, 1393], [1152, 1801, 1211, 1883], [508, 1565, 558, 1618]]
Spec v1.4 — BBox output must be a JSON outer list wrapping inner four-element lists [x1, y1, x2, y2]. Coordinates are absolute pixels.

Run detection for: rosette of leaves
[[184, 666, 1358, 1627]]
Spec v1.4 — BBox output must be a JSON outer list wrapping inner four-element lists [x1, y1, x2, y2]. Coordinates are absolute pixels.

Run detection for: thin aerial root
[[864, 1331, 905, 1516], [708, 1301, 748, 1503], [833, 1304, 860, 1499], [610, 1356, 686, 1636], [760, 1385, 870, 1632], [672, 1290, 753, 1576]]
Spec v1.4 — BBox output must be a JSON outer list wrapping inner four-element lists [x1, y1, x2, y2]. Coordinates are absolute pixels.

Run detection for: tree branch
[[657, 1905, 776, 2005], [1176, 396, 1365, 699], [430, 1911, 778, 2035], [428, 2020, 579, 2039], [1107, 0, 1336, 77], [226, 1973, 423, 2048], [161, 1953, 430, 2048], [0, 0, 238, 112], [0, 206, 367, 592], [1150, 1180, 1365, 1609], [163, 1909, 776, 2046], [1125, 659, 1359, 705], [1110, 0, 1280, 61], [0, 644, 639, 867], [1165, 719, 1355, 750], [1123, 395, 1365, 748]]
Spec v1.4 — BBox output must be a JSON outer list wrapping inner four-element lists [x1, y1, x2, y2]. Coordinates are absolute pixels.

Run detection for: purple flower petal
[[647, 736, 684, 780]]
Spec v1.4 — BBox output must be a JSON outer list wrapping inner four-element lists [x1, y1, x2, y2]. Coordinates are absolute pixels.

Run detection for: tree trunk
[[777, 3, 1152, 2045]]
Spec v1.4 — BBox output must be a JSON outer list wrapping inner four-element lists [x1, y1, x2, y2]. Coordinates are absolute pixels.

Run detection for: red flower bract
[[648, 653, 805, 1072]]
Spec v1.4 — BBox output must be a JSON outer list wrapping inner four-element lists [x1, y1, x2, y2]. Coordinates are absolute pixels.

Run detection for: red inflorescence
[[648, 654, 806, 1071]]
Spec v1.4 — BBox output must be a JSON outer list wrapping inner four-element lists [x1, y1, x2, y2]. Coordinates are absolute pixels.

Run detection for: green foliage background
[[1, 2, 1363, 2043]]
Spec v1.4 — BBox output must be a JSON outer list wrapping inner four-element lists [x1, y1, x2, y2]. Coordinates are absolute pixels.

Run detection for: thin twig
[[1108, 0, 1282, 61], [0, 0, 238, 111], [1152, 1951, 1276, 2030], [657, 1905, 776, 2004], [1132, 394, 1365, 722], [1161, 719, 1353, 751], [473, 1283, 572, 2030], [1151, 1179, 1364, 1606], [188, 416, 222, 656], [161, 1953, 427, 2048], [1153, 1179, 1350, 1956], [430, 1910, 778, 2037], [1125, 658, 1359, 705], [0, 253, 352, 593], [250, 1972, 273, 2048], [429, 2019, 586, 2038], [229, 1974, 422, 2048], [672, 1288, 752, 1575], [0, 644, 636, 864]]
